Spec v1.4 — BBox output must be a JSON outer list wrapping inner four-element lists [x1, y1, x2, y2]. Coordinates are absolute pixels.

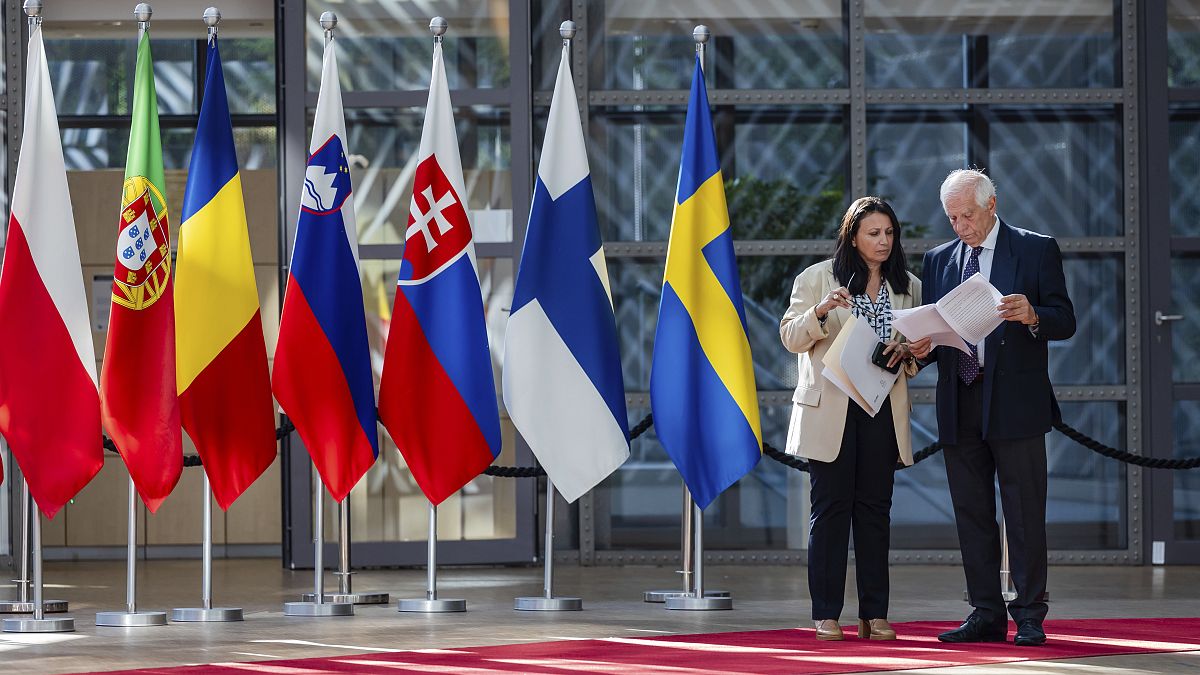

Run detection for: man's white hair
[[940, 169, 995, 211]]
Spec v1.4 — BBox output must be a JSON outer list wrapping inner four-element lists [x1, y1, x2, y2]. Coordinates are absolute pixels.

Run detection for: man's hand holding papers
[[892, 272, 1005, 354]]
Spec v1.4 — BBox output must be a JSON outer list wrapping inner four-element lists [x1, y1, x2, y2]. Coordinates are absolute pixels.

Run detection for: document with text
[[891, 272, 1004, 354], [821, 314, 900, 417]]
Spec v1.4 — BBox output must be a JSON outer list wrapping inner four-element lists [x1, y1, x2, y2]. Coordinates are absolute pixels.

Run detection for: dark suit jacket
[[920, 219, 1075, 445]]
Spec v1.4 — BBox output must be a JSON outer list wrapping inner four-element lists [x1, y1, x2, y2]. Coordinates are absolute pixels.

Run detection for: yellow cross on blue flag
[[650, 56, 762, 510]]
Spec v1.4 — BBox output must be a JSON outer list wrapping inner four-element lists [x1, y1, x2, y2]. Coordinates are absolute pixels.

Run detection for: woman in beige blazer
[[779, 196, 929, 642]]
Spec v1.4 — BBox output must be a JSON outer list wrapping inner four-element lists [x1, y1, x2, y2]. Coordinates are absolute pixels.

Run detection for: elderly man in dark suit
[[908, 169, 1075, 647]]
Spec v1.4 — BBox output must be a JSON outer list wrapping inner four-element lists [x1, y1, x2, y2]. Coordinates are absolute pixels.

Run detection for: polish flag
[[0, 24, 103, 518]]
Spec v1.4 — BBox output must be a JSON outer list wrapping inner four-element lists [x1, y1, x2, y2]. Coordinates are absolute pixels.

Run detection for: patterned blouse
[[851, 283, 891, 342]]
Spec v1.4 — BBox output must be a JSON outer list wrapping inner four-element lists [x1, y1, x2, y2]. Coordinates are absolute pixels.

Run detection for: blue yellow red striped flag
[[649, 56, 762, 510], [175, 37, 276, 509]]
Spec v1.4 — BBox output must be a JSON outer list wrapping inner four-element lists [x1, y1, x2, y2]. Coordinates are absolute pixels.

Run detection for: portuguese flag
[[99, 30, 182, 512]]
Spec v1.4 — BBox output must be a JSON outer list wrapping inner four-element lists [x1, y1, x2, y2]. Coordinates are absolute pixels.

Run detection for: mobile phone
[[871, 341, 901, 374]]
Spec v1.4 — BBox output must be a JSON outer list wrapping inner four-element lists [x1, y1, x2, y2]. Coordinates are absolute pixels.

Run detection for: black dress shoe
[[938, 613, 1008, 643], [1014, 619, 1046, 646]]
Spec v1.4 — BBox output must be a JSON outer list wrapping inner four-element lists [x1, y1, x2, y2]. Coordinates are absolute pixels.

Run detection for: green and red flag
[[100, 29, 182, 512]]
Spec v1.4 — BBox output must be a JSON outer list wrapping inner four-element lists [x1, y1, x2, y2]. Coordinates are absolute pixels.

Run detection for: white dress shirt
[[959, 215, 1001, 366]]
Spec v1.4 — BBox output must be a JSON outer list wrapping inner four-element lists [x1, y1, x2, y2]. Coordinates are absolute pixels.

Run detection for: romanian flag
[[649, 56, 762, 510], [175, 37, 276, 510], [100, 29, 182, 512], [0, 23, 103, 518]]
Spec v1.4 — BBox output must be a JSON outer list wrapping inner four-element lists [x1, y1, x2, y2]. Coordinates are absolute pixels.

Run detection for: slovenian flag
[[649, 56, 762, 510], [100, 27, 182, 512], [272, 36, 378, 502], [0, 22, 103, 518], [502, 42, 629, 503], [377, 40, 501, 506], [175, 35, 277, 510]]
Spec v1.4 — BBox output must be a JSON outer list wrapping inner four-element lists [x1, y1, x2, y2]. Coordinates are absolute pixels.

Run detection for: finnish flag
[[502, 43, 630, 503]]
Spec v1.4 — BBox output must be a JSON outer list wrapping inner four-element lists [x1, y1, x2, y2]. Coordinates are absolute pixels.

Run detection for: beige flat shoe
[[815, 619, 844, 641], [858, 618, 897, 640]]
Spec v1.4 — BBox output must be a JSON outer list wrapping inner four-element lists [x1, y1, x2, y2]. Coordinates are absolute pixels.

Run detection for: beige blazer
[[779, 259, 922, 465]]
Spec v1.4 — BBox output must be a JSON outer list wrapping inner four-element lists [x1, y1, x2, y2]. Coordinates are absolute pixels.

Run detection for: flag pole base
[[643, 589, 729, 603], [2, 616, 74, 633], [282, 601, 352, 617], [302, 592, 389, 605], [514, 596, 582, 611], [95, 610, 168, 627], [665, 594, 733, 611], [0, 600, 67, 614], [170, 607, 243, 622], [397, 598, 465, 613]]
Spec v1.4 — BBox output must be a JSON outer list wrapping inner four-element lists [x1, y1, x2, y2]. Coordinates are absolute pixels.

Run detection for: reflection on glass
[[866, 1, 1115, 88], [1169, 0, 1200, 87], [1174, 400, 1200, 539], [602, 404, 806, 550], [46, 39, 196, 115], [866, 116, 966, 235], [233, 127, 277, 169], [988, 110, 1121, 237], [1169, 115, 1200, 235], [609, 256, 821, 392], [306, 2, 510, 91], [350, 257, 516, 543], [60, 127, 195, 170], [596, 1, 844, 90], [1171, 256, 1200, 382], [336, 107, 513, 245], [591, 107, 846, 241], [221, 39, 277, 115]]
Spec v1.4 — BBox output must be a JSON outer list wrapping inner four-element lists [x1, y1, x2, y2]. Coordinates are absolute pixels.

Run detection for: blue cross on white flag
[[502, 43, 629, 503]]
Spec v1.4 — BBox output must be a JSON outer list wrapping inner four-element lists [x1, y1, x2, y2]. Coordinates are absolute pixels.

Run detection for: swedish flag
[[650, 57, 762, 510]]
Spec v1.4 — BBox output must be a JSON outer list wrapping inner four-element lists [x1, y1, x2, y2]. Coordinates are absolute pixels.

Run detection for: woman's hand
[[815, 286, 852, 321], [881, 340, 909, 368]]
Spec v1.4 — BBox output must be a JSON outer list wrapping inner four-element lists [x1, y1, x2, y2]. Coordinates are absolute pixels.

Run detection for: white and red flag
[[0, 23, 103, 518]]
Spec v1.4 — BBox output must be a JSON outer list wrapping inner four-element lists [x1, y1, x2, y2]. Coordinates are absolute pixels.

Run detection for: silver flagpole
[[399, 501, 465, 612], [1, 478, 66, 613], [667, 500, 732, 610], [3, 489, 74, 632], [96, 4, 169, 630], [515, 475, 581, 611], [171, 10, 246, 623], [511, 21, 587, 614], [303, 498, 388, 604], [646, 485, 726, 602], [283, 463, 352, 616]]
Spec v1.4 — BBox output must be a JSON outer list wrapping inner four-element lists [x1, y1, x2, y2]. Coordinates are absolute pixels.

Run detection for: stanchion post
[[515, 476, 582, 610], [398, 500, 465, 612], [643, 483, 729, 602], [302, 498, 389, 604], [1, 478, 66, 614]]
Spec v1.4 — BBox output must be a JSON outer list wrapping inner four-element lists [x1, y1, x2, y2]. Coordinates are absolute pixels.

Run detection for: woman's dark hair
[[831, 196, 910, 296]]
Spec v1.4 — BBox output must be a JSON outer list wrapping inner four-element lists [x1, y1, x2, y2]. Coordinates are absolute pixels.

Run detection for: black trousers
[[808, 399, 897, 620], [944, 377, 1049, 626]]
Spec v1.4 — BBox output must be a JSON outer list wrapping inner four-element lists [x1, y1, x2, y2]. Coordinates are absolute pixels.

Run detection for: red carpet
[[83, 617, 1200, 674]]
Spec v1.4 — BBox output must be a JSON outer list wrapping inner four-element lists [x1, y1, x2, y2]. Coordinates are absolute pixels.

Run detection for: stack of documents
[[821, 315, 900, 417], [891, 273, 1004, 354]]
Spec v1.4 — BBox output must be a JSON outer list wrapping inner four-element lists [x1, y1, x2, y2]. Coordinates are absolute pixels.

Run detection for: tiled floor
[[1, 559, 1199, 674]]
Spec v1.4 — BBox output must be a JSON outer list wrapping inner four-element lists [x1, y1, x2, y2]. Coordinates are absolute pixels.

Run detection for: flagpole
[[663, 26, 733, 613], [0, 478, 66, 614], [303, 498, 389, 604], [3, 483, 74, 632], [283, 464, 352, 616], [398, 501, 465, 612]]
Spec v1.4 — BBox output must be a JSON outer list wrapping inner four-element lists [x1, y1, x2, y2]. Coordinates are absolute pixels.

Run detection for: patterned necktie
[[957, 246, 984, 384]]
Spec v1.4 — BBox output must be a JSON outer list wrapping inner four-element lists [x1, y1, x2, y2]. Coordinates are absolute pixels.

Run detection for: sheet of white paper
[[891, 305, 971, 354], [839, 316, 901, 416], [821, 315, 877, 414], [934, 272, 1005, 345]]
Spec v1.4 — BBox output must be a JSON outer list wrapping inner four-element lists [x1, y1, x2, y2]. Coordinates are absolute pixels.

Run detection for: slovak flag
[[272, 37, 378, 502], [377, 40, 501, 506], [502, 42, 629, 503]]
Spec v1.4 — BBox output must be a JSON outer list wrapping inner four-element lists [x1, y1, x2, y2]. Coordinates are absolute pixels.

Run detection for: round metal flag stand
[[302, 498, 389, 605], [515, 478, 581, 611], [2, 490, 73, 633], [666, 501, 732, 610], [284, 467, 353, 617], [643, 485, 728, 603], [0, 479, 67, 614], [94, 477, 168, 627], [398, 503, 465, 612], [170, 475, 242, 622]]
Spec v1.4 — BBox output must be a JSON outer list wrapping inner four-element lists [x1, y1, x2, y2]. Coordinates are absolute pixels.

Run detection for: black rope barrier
[[96, 411, 1200, 477]]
